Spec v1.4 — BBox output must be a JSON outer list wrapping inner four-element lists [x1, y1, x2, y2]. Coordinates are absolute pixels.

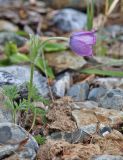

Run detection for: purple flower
[[69, 31, 96, 56]]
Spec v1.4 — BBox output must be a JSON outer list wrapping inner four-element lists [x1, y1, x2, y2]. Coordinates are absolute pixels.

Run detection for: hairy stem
[[28, 62, 35, 103], [28, 107, 36, 132], [41, 47, 54, 102], [25, 62, 35, 127]]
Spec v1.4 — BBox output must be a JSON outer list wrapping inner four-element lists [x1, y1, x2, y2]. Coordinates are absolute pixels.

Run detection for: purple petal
[[71, 30, 95, 36], [71, 31, 96, 45], [69, 38, 93, 56]]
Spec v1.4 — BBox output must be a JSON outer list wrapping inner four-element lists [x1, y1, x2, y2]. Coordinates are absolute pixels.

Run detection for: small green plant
[[2, 84, 48, 128], [2, 85, 19, 123], [34, 135, 46, 145]]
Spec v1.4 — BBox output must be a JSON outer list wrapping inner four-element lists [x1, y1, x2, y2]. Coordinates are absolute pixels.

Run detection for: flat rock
[[52, 72, 71, 97], [52, 8, 87, 32], [91, 155, 123, 160], [0, 122, 38, 160], [45, 51, 87, 73], [69, 101, 98, 110], [0, 65, 49, 97], [88, 87, 107, 102], [99, 89, 123, 110], [67, 82, 89, 101], [0, 20, 18, 32], [72, 107, 123, 128]]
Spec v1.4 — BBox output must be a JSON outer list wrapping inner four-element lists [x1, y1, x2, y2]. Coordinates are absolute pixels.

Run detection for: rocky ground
[[0, 0, 123, 160], [0, 65, 123, 160]]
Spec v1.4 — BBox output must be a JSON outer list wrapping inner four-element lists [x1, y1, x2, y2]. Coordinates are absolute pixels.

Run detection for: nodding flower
[[69, 31, 96, 56]]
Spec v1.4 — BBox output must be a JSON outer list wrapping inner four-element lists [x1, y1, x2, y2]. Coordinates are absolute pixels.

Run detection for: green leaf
[[10, 53, 30, 63], [0, 59, 11, 66], [36, 58, 55, 79], [80, 68, 123, 77], [4, 42, 18, 58], [16, 30, 29, 37], [44, 43, 67, 52]]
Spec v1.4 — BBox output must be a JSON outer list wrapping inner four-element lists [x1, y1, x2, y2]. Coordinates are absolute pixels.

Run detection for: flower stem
[[28, 62, 35, 103], [25, 62, 34, 128], [41, 47, 54, 102], [28, 107, 36, 132], [34, 36, 69, 102], [41, 37, 69, 45]]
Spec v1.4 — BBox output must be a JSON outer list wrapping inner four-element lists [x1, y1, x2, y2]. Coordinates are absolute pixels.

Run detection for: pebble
[[52, 8, 87, 32], [67, 82, 89, 101], [0, 20, 18, 32], [52, 72, 71, 97], [69, 101, 98, 110], [99, 89, 123, 110], [49, 128, 91, 144], [88, 87, 107, 102]]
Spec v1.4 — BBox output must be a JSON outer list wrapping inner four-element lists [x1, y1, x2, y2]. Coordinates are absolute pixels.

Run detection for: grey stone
[[0, 89, 13, 123], [69, 101, 98, 110], [0, 0, 22, 7], [93, 77, 123, 89], [0, 108, 13, 123], [0, 20, 18, 32], [80, 124, 111, 136], [91, 155, 123, 160], [80, 124, 97, 135], [88, 87, 107, 102], [106, 25, 123, 39], [0, 32, 26, 47], [67, 82, 89, 101], [0, 122, 38, 160], [49, 128, 91, 144], [0, 65, 49, 97], [99, 89, 123, 110], [0, 71, 21, 86], [53, 72, 71, 97], [52, 8, 87, 32], [0, 126, 12, 143]]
